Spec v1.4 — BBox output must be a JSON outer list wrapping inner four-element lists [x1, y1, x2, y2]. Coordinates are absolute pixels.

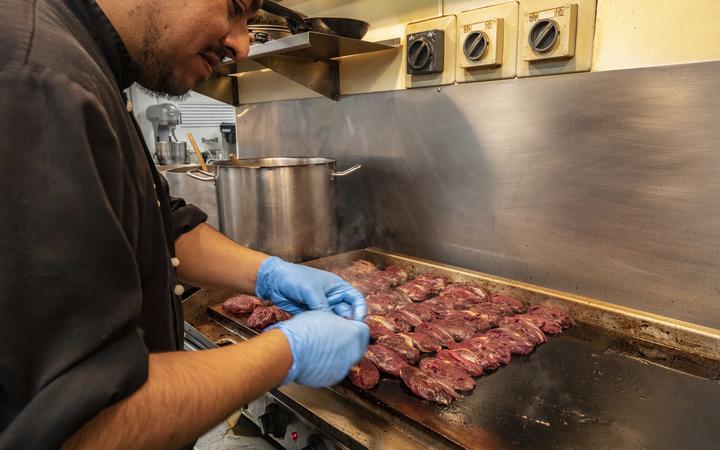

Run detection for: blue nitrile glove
[[255, 256, 366, 321], [268, 310, 370, 387]]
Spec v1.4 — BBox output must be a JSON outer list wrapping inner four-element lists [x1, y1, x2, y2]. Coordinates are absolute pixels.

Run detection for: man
[[0, 0, 369, 449]]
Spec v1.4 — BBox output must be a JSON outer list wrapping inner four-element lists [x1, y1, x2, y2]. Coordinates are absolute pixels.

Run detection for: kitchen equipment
[[249, 24, 293, 44], [169, 141, 187, 164], [261, 0, 370, 40], [164, 165, 219, 228], [187, 157, 361, 262], [219, 122, 236, 158], [187, 132, 209, 172], [146, 103, 185, 162], [184, 248, 720, 450]]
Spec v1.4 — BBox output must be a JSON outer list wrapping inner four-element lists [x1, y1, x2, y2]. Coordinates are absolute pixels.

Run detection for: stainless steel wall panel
[[230, 61, 720, 328]]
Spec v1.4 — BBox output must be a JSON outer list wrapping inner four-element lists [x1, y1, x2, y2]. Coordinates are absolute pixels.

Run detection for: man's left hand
[[255, 257, 366, 321]]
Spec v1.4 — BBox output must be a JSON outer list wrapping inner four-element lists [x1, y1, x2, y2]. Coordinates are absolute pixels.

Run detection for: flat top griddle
[[195, 249, 720, 450]]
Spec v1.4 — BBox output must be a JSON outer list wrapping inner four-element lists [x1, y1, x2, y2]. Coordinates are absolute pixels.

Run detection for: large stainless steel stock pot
[[188, 157, 361, 262]]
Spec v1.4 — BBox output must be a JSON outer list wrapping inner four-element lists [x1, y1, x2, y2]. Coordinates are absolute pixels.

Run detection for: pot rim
[[212, 157, 336, 169]]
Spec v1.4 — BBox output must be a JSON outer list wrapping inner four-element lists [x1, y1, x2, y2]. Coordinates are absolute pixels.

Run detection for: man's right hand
[[268, 311, 370, 388]]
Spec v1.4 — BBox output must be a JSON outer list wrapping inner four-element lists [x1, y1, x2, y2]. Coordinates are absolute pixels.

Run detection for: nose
[[222, 23, 250, 61]]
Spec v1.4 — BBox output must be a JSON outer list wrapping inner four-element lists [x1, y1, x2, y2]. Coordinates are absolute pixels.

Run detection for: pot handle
[[187, 168, 216, 182], [331, 164, 362, 179]]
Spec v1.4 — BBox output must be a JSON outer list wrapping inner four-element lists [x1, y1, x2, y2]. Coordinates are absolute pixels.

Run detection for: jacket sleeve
[[159, 173, 208, 240], [0, 68, 149, 449]]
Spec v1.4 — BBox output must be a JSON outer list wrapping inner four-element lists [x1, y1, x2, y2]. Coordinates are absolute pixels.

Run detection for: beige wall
[[230, 0, 720, 103], [592, 0, 720, 71]]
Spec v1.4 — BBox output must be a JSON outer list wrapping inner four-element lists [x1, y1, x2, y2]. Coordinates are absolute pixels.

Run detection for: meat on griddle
[[483, 328, 536, 355], [366, 290, 401, 315], [395, 275, 446, 302], [505, 313, 562, 335], [383, 312, 413, 333], [348, 357, 380, 390], [399, 331, 442, 353], [246, 306, 292, 330], [490, 294, 526, 313], [528, 305, 576, 328], [419, 357, 476, 391], [436, 349, 485, 376], [421, 298, 454, 319], [376, 333, 420, 364], [499, 318, 547, 345], [430, 318, 476, 342], [447, 339, 507, 370], [399, 365, 459, 406], [221, 294, 267, 315], [415, 322, 455, 347], [365, 315, 396, 340], [366, 344, 409, 377]]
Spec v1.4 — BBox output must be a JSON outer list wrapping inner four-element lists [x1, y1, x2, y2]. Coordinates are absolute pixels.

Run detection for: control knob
[[257, 403, 289, 438]]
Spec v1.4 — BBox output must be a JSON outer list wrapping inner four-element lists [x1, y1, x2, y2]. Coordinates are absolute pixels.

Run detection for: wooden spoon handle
[[187, 132, 209, 172]]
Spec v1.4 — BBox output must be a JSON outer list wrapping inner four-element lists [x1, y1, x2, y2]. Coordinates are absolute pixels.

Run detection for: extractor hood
[[193, 32, 399, 105]]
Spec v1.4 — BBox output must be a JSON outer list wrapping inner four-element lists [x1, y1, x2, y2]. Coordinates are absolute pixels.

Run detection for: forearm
[[175, 223, 268, 294], [63, 330, 292, 450]]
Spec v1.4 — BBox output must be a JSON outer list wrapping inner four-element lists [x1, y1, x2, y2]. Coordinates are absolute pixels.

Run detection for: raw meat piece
[[415, 322, 455, 347], [396, 282, 431, 302], [365, 315, 396, 340], [349, 277, 385, 295], [247, 306, 292, 330], [394, 302, 435, 327], [399, 332, 442, 353], [443, 311, 493, 333], [469, 335, 514, 363], [506, 313, 562, 335], [413, 275, 448, 293], [221, 295, 264, 315], [370, 265, 409, 288], [447, 339, 506, 369], [430, 319, 476, 342], [467, 302, 514, 321], [528, 305, 576, 328], [376, 333, 420, 364], [437, 284, 488, 309], [490, 294, 526, 313], [483, 328, 535, 355], [343, 260, 379, 276], [366, 344, 409, 377], [437, 349, 484, 376], [366, 291, 400, 315], [422, 298, 454, 319], [384, 312, 413, 332], [498, 318, 546, 344], [400, 365, 459, 406], [419, 357, 476, 391], [393, 308, 424, 327], [348, 357, 380, 390]]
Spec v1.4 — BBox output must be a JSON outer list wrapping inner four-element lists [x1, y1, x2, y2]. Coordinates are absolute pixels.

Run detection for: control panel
[[456, 2, 519, 83], [517, 0, 596, 77], [406, 16, 457, 88], [243, 396, 341, 450]]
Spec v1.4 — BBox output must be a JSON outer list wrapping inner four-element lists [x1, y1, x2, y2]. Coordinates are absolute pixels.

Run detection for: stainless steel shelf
[[194, 32, 400, 103]]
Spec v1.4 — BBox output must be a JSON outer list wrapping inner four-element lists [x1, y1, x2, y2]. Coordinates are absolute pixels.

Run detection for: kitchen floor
[[195, 414, 281, 450]]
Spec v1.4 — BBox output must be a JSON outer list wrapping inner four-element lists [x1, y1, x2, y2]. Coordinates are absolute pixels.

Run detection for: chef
[[0, 0, 369, 449]]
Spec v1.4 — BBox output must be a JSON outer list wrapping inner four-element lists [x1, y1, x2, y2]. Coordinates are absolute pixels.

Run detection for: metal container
[[188, 157, 361, 261], [169, 141, 187, 164], [165, 165, 218, 228]]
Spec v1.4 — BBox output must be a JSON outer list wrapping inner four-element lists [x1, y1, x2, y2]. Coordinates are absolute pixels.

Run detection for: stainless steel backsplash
[[232, 61, 720, 328]]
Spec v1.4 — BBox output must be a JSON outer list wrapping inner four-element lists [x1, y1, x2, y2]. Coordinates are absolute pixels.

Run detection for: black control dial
[[463, 30, 489, 61], [257, 403, 288, 438], [301, 434, 329, 450], [528, 18, 560, 53], [407, 37, 433, 71]]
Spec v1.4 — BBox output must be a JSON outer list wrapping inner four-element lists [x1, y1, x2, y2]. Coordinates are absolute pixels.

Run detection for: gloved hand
[[255, 256, 366, 321], [268, 310, 370, 387]]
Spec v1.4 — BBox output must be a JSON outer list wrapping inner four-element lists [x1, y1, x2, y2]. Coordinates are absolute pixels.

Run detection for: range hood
[[194, 32, 399, 105]]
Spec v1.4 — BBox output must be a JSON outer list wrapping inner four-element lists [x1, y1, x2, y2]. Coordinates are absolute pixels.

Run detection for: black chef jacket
[[0, 0, 208, 448]]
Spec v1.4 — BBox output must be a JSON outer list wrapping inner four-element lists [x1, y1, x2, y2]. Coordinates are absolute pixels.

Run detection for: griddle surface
[[352, 326, 720, 450], [207, 305, 720, 449]]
